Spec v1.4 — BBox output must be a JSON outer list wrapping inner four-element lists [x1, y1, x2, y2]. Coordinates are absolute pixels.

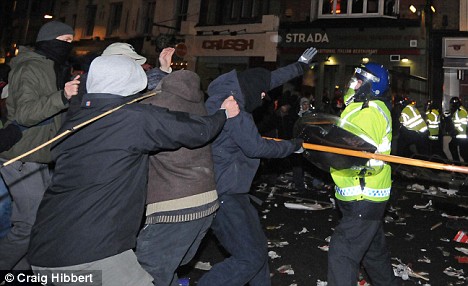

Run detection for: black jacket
[[29, 93, 226, 267], [205, 62, 304, 196], [0, 124, 22, 152]]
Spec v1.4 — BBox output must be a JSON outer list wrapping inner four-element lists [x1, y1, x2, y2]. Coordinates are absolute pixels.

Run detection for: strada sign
[[202, 39, 254, 51], [285, 33, 329, 43]]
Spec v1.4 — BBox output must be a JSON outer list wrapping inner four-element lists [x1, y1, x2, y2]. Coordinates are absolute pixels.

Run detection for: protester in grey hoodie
[[28, 55, 239, 286]]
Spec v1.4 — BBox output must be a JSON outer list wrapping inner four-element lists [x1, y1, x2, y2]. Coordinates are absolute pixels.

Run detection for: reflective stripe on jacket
[[426, 109, 440, 140], [399, 104, 427, 133], [332, 100, 392, 202], [452, 106, 468, 139]]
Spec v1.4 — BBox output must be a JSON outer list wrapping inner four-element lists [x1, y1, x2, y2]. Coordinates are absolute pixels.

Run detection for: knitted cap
[[87, 55, 148, 96], [102, 43, 147, 65], [237, 68, 271, 113], [36, 21, 74, 42]]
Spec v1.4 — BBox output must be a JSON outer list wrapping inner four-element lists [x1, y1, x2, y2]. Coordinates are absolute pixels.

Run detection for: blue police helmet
[[355, 62, 390, 97]]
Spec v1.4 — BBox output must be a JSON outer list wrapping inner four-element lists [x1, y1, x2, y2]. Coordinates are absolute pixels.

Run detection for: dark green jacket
[[1, 46, 69, 163]]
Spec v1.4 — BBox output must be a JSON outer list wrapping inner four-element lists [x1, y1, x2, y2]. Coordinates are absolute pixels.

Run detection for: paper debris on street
[[277, 264, 295, 275], [268, 250, 281, 259], [453, 230, 468, 243], [194, 261, 212, 271], [284, 202, 332, 211]]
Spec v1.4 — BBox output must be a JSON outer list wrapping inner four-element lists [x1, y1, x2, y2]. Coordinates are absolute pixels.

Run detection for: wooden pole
[[263, 137, 468, 175], [2, 91, 157, 167]]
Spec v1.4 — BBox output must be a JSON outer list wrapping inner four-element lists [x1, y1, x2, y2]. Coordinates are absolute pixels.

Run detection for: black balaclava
[[34, 21, 75, 90], [237, 68, 271, 113]]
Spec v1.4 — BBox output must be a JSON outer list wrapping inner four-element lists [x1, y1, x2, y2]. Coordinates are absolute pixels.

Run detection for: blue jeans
[[0, 176, 12, 238], [197, 194, 271, 286], [135, 215, 214, 286]]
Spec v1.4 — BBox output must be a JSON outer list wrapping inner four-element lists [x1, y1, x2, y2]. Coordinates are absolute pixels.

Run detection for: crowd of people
[[0, 19, 462, 286]]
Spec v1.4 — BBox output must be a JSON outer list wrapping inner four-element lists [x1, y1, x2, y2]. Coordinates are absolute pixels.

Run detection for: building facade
[[2, 0, 467, 112]]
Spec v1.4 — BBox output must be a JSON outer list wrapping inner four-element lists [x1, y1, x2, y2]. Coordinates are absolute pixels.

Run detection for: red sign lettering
[[202, 39, 254, 51]]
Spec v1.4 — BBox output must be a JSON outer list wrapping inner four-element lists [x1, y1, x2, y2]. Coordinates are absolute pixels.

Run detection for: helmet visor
[[354, 67, 380, 83]]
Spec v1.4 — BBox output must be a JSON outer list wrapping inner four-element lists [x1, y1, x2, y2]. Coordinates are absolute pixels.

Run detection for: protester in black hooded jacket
[[198, 47, 317, 286], [28, 55, 240, 286]]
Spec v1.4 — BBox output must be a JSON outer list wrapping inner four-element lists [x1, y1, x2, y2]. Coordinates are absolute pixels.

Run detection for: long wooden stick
[[263, 137, 468, 175], [2, 91, 157, 167]]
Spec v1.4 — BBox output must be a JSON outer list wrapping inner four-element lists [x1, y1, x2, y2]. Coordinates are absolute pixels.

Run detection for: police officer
[[397, 98, 429, 157], [327, 62, 399, 286], [450, 96, 468, 161], [425, 99, 442, 157]]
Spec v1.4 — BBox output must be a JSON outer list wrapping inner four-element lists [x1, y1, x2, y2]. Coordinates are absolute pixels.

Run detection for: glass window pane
[[367, 0, 378, 13], [352, 0, 363, 13], [322, 0, 333, 14]]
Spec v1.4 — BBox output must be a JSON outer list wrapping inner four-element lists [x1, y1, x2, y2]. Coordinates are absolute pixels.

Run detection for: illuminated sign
[[202, 39, 254, 51], [285, 33, 329, 43]]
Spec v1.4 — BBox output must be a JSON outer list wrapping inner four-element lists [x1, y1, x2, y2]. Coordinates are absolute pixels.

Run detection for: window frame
[[318, 0, 397, 18]]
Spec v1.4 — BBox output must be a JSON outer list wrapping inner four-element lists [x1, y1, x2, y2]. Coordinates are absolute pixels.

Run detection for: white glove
[[298, 47, 318, 65]]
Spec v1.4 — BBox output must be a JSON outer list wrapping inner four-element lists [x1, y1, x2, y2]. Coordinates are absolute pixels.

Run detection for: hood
[[156, 70, 203, 104], [145, 70, 206, 114], [237, 68, 271, 113], [87, 55, 147, 96], [8, 46, 45, 69], [206, 70, 245, 113]]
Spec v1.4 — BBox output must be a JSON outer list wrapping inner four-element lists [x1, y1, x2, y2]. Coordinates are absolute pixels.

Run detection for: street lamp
[[409, 4, 435, 15]]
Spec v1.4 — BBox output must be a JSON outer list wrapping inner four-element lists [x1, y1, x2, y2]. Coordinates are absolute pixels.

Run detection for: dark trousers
[[457, 138, 468, 162], [0, 161, 50, 270], [447, 137, 468, 162], [427, 138, 445, 159], [0, 176, 12, 238], [198, 194, 271, 286], [447, 137, 460, 161], [397, 128, 428, 157], [327, 200, 400, 286], [135, 215, 214, 286], [292, 153, 306, 191]]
